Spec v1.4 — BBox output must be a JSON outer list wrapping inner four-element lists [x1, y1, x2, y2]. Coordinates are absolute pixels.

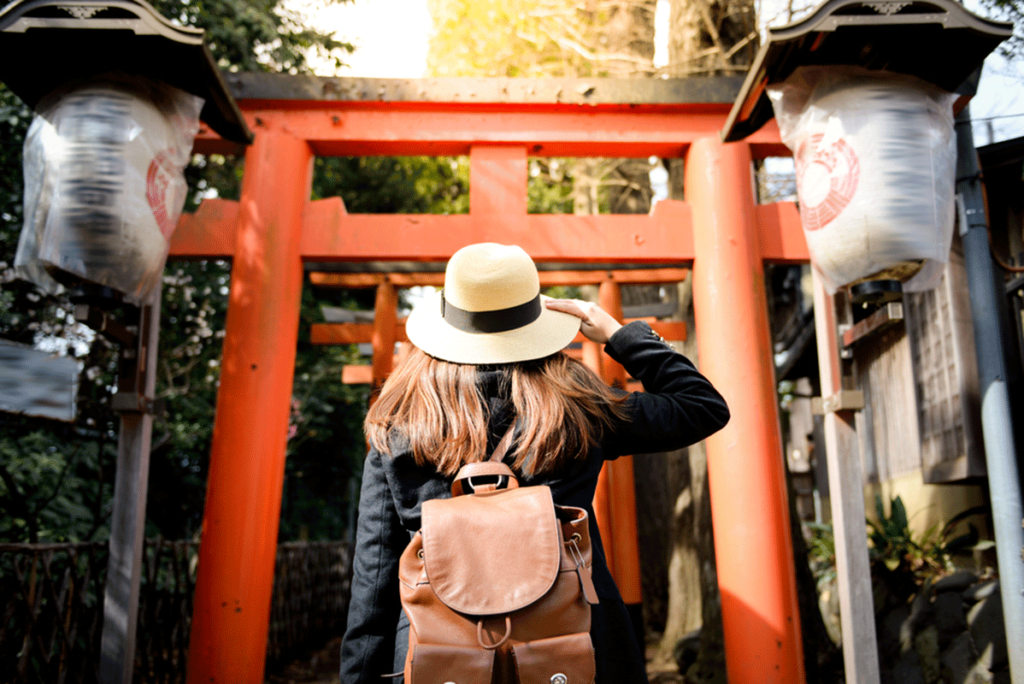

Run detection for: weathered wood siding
[[904, 238, 986, 483], [854, 322, 922, 483]]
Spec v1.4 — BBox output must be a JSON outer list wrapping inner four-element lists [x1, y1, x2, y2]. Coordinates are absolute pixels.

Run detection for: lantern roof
[[0, 0, 252, 144], [721, 0, 1013, 142]]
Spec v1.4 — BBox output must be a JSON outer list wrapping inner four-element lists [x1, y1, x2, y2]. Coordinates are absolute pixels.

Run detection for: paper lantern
[[767, 66, 958, 295], [15, 78, 203, 303]]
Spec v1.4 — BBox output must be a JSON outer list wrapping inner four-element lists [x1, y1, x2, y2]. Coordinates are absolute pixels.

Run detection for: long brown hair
[[364, 347, 629, 476]]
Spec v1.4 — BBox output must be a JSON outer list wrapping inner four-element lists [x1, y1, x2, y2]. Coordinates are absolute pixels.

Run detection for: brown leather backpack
[[397, 428, 600, 684]]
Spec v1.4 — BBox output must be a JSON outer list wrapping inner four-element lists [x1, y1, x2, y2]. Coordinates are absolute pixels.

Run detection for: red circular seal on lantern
[[794, 134, 860, 231], [146, 149, 182, 241]]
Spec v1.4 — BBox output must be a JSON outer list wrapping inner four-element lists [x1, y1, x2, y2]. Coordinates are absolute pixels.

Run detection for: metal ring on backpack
[[466, 474, 509, 493], [476, 616, 513, 650]]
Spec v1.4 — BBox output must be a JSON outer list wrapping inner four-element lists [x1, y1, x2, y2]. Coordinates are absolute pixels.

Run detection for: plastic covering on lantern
[[766, 66, 958, 295], [14, 77, 203, 304]]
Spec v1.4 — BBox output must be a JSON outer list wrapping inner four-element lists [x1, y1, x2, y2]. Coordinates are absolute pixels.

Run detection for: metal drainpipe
[[955, 105, 1024, 684]]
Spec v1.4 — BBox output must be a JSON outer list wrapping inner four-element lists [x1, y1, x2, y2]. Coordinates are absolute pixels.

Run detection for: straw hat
[[406, 243, 582, 364]]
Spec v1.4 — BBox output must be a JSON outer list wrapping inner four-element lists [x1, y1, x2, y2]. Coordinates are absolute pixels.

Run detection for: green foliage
[[804, 497, 991, 613], [148, 0, 353, 74], [528, 159, 577, 214], [805, 521, 837, 590], [0, 425, 116, 543], [313, 156, 469, 214], [865, 495, 990, 612], [867, 495, 990, 578], [1, 85, 30, 228]]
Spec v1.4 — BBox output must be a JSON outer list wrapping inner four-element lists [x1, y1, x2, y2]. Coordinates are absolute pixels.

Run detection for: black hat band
[[441, 291, 542, 334]]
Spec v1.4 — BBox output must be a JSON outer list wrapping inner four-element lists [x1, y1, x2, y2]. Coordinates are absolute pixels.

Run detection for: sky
[[295, 0, 1024, 146]]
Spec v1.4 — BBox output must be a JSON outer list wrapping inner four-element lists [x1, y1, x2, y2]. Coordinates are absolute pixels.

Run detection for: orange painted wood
[[598, 281, 643, 606], [572, 320, 686, 343], [187, 129, 313, 684], [297, 198, 694, 263], [538, 268, 691, 285], [171, 197, 808, 266], [687, 138, 805, 684], [755, 202, 808, 263], [310, 321, 409, 345], [342, 365, 372, 385], [310, 272, 446, 288], [170, 199, 239, 259], [645, 320, 688, 341], [192, 107, 787, 159], [308, 268, 690, 289], [470, 146, 527, 221], [178, 195, 833, 264], [342, 360, 401, 385], [370, 283, 398, 396]]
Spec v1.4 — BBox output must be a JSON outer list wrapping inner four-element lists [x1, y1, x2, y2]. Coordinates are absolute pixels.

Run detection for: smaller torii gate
[[170, 74, 809, 684]]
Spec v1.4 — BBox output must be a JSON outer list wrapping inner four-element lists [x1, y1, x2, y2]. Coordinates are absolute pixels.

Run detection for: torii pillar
[[186, 123, 313, 683], [688, 137, 806, 684]]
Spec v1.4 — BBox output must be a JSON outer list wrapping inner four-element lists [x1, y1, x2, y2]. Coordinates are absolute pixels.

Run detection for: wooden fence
[[0, 539, 350, 683]]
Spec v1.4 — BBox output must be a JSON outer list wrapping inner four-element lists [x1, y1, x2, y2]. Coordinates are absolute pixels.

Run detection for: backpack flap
[[512, 633, 596, 684], [421, 485, 561, 616]]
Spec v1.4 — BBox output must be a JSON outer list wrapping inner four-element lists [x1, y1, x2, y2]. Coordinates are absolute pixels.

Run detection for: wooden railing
[[0, 539, 350, 683]]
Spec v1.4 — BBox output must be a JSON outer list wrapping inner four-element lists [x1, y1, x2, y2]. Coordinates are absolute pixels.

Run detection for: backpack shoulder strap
[[488, 423, 517, 463], [450, 424, 518, 497]]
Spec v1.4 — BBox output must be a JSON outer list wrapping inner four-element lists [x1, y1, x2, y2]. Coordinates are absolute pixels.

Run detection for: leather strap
[[451, 462, 520, 496], [488, 423, 517, 463], [451, 424, 520, 497]]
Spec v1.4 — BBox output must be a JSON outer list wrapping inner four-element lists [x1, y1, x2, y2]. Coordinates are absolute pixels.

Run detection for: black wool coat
[[338, 321, 731, 684]]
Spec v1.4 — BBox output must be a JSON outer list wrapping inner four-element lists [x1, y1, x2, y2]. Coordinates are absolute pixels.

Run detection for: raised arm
[[599, 320, 730, 458]]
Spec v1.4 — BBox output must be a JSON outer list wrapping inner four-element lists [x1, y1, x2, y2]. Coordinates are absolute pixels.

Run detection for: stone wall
[[875, 571, 1009, 684]]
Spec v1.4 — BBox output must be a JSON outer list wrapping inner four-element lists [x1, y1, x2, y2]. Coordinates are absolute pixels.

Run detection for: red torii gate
[[170, 75, 809, 684]]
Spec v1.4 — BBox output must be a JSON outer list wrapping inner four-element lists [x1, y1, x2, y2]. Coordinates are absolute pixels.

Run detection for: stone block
[[934, 570, 979, 594], [881, 604, 911, 658], [934, 591, 968, 648], [968, 590, 1008, 671], [915, 625, 942, 684], [964, 580, 999, 604], [891, 648, 925, 684], [940, 632, 980, 684]]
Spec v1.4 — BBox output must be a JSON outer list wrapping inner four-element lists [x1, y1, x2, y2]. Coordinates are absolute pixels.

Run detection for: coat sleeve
[[339, 447, 408, 682], [601, 320, 730, 458]]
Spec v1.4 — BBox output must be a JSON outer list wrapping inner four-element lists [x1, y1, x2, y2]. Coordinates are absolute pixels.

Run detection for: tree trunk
[[666, 0, 758, 78]]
